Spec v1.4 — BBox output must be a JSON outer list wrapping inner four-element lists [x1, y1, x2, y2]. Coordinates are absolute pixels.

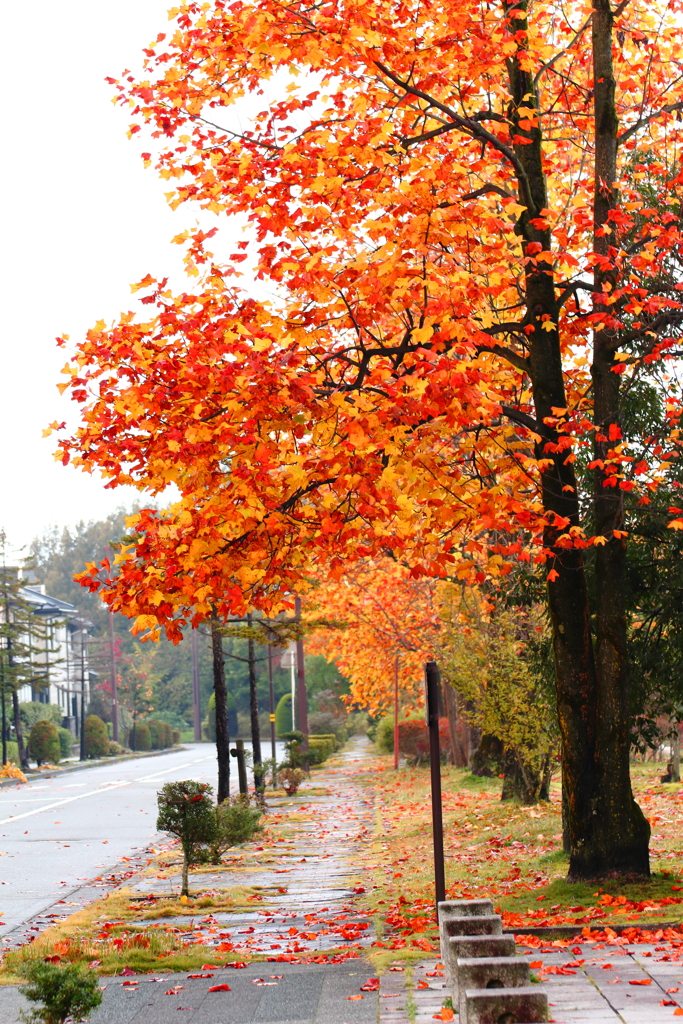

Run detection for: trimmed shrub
[[107, 740, 126, 756], [57, 727, 74, 760], [201, 798, 263, 863], [275, 693, 293, 736], [148, 719, 163, 749], [19, 959, 102, 1024], [172, 729, 180, 744], [157, 780, 216, 896], [163, 722, 173, 747], [308, 736, 334, 763], [84, 715, 109, 759], [129, 722, 151, 751], [29, 720, 60, 766]]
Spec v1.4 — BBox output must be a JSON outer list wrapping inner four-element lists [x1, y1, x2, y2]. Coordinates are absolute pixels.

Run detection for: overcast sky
[[0, 0, 240, 558]]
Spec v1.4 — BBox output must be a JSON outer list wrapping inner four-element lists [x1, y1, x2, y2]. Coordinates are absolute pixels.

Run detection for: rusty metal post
[[425, 661, 446, 912]]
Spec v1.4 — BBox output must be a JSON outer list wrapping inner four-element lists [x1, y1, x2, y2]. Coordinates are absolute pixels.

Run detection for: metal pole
[[191, 627, 201, 742], [294, 597, 309, 745], [108, 609, 119, 743], [1, 651, 6, 765], [79, 628, 87, 761], [268, 644, 277, 787], [425, 661, 446, 913], [394, 656, 400, 770]]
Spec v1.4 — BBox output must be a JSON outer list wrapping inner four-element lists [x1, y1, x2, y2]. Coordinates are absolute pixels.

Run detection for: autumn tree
[[56, 0, 683, 878]]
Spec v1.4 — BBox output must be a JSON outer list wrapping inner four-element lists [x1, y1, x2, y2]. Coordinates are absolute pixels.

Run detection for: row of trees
[[53, 0, 683, 878]]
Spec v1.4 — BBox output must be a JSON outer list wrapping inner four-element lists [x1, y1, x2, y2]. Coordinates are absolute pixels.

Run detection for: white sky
[[0, 0, 242, 556]]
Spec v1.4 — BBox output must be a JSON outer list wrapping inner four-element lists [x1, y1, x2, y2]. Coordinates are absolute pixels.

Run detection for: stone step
[[438, 898, 495, 962], [456, 956, 530, 1021], [464, 984, 548, 1024], [446, 933, 516, 990]]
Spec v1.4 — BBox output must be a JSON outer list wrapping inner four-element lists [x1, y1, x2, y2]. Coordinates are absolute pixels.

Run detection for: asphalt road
[[0, 744, 223, 940]]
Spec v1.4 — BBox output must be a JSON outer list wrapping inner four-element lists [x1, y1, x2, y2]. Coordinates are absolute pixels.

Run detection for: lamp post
[[425, 661, 446, 912], [0, 637, 7, 766]]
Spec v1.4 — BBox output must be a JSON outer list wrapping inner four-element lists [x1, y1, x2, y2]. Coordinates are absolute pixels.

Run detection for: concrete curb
[[505, 919, 682, 938], [0, 745, 193, 789]]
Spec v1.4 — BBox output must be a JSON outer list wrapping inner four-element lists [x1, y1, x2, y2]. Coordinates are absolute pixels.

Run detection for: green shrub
[[275, 693, 293, 736], [307, 712, 347, 742], [129, 722, 151, 751], [172, 729, 180, 744], [4, 740, 19, 765], [28, 720, 60, 766], [157, 780, 217, 896], [107, 740, 126, 756], [202, 798, 263, 864], [375, 713, 395, 753], [84, 715, 109, 759], [20, 703, 62, 734], [308, 736, 334, 762], [57, 728, 74, 760], [163, 721, 173, 747], [147, 719, 163, 749], [18, 959, 102, 1024]]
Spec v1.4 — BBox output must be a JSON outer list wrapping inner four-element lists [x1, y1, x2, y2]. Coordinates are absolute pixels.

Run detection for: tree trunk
[[211, 619, 230, 803], [502, 0, 649, 877], [181, 849, 189, 898], [671, 725, 681, 783], [246, 614, 263, 793], [12, 689, 28, 770]]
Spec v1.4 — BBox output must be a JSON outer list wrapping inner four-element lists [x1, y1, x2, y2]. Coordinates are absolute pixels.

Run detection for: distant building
[[16, 582, 93, 737]]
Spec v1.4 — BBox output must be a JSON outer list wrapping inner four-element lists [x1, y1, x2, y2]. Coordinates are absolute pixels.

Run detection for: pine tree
[[0, 532, 51, 769]]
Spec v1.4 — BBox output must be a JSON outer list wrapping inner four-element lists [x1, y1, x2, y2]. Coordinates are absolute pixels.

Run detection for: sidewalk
[[1, 737, 682, 1022]]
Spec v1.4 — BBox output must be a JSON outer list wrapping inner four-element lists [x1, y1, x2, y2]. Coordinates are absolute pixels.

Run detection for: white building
[[15, 583, 92, 736]]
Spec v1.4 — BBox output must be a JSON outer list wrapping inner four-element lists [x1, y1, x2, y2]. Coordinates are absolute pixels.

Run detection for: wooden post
[[425, 661, 446, 913], [231, 738, 248, 796]]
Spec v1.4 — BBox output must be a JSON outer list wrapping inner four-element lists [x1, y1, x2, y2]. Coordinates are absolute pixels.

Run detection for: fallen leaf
[[347, 994, 363, 1000], [629, 979, 652, 986]]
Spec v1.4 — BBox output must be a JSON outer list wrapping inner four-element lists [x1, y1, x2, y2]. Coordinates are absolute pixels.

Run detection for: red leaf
[[208, 984, 231, 992]]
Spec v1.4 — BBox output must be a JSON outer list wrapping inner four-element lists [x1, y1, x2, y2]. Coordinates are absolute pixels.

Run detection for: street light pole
[[79, 626, 87, 761], [191, 627, 201, 742], [267, 644, 277, 787], [108, 609, 119, 743]]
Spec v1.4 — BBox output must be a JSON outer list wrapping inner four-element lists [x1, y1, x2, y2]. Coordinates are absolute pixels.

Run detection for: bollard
[[456, 957, 530, 1021], [230, 738, 248, 796], [464, 985, 548, 1024], [447, 934, 516, 999], [438, 899, 494, 965]]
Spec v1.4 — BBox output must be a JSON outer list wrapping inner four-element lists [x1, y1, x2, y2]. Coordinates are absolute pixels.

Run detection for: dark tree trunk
[[211, 619, 230, 803], [442, 681, 466, 766], [501, 0, 649, 877], [246, 614, 263, 793], [12, 689, 28, 770], [501, 749, 541, 805]]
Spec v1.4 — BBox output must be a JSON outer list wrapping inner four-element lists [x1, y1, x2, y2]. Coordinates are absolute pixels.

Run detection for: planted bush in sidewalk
[[156, 780, 217, 896], [84, 715, 109, 758], [18, 960, 102, 1024], [201, 797, 264, 864], [28, 720, 60, 766]]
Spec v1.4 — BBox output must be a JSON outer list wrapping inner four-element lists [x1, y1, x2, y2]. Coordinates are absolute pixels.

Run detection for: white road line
[[0, 756, 213, 825]]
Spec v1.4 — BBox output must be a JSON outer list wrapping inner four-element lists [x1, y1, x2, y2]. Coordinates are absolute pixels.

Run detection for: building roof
[[20, 585, 79, 618]]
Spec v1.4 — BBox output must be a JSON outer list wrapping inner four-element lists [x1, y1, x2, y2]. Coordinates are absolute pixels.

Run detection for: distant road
[[0, 744, 219, 939]]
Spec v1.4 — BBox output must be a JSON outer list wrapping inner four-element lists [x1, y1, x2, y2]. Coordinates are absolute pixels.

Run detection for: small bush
[[147, 719, 162, 749], [107, 740, 126, 756], [18, 959, 102, 1024], [57, 728, 74, 760], [277, 765, 306, 795], [307, 712, 347, 742], [28, 720, 60, 766], [20, 703, 62, 734], [157, 780, 217, 896], [172, 729, 180, 744], [83, 715, 109, 759], [129, 722, 151, 751], [4, 740, 19, 765], [202, 798, 263, 863], [275, 693, 293, 736], [308, 736, 334, 763]]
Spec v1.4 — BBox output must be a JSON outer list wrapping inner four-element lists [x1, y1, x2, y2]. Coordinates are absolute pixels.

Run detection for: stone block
[[464, 984, 548, 1024], [438, 899, 494, 963], [457, 957, 530, 1021], [446, 934, 516, 994]]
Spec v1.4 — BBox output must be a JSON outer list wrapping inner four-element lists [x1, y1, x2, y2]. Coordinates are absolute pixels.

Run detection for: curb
[[505, 919, 683, 938], [0, 745, 192, 789]]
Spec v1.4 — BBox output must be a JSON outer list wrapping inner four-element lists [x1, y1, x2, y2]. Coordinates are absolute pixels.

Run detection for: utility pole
[[0, 639, 6, 765], [394, 655, 400, 770], [191, 627, 201, 741], [267, 644, 277, 787], [108, 609, 119, 742], [79, 625, 87, 761], [294, 597, 309, 745]]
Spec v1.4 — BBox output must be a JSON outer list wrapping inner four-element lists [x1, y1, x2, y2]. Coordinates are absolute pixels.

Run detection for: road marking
[[0, 757, 213, 825]]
